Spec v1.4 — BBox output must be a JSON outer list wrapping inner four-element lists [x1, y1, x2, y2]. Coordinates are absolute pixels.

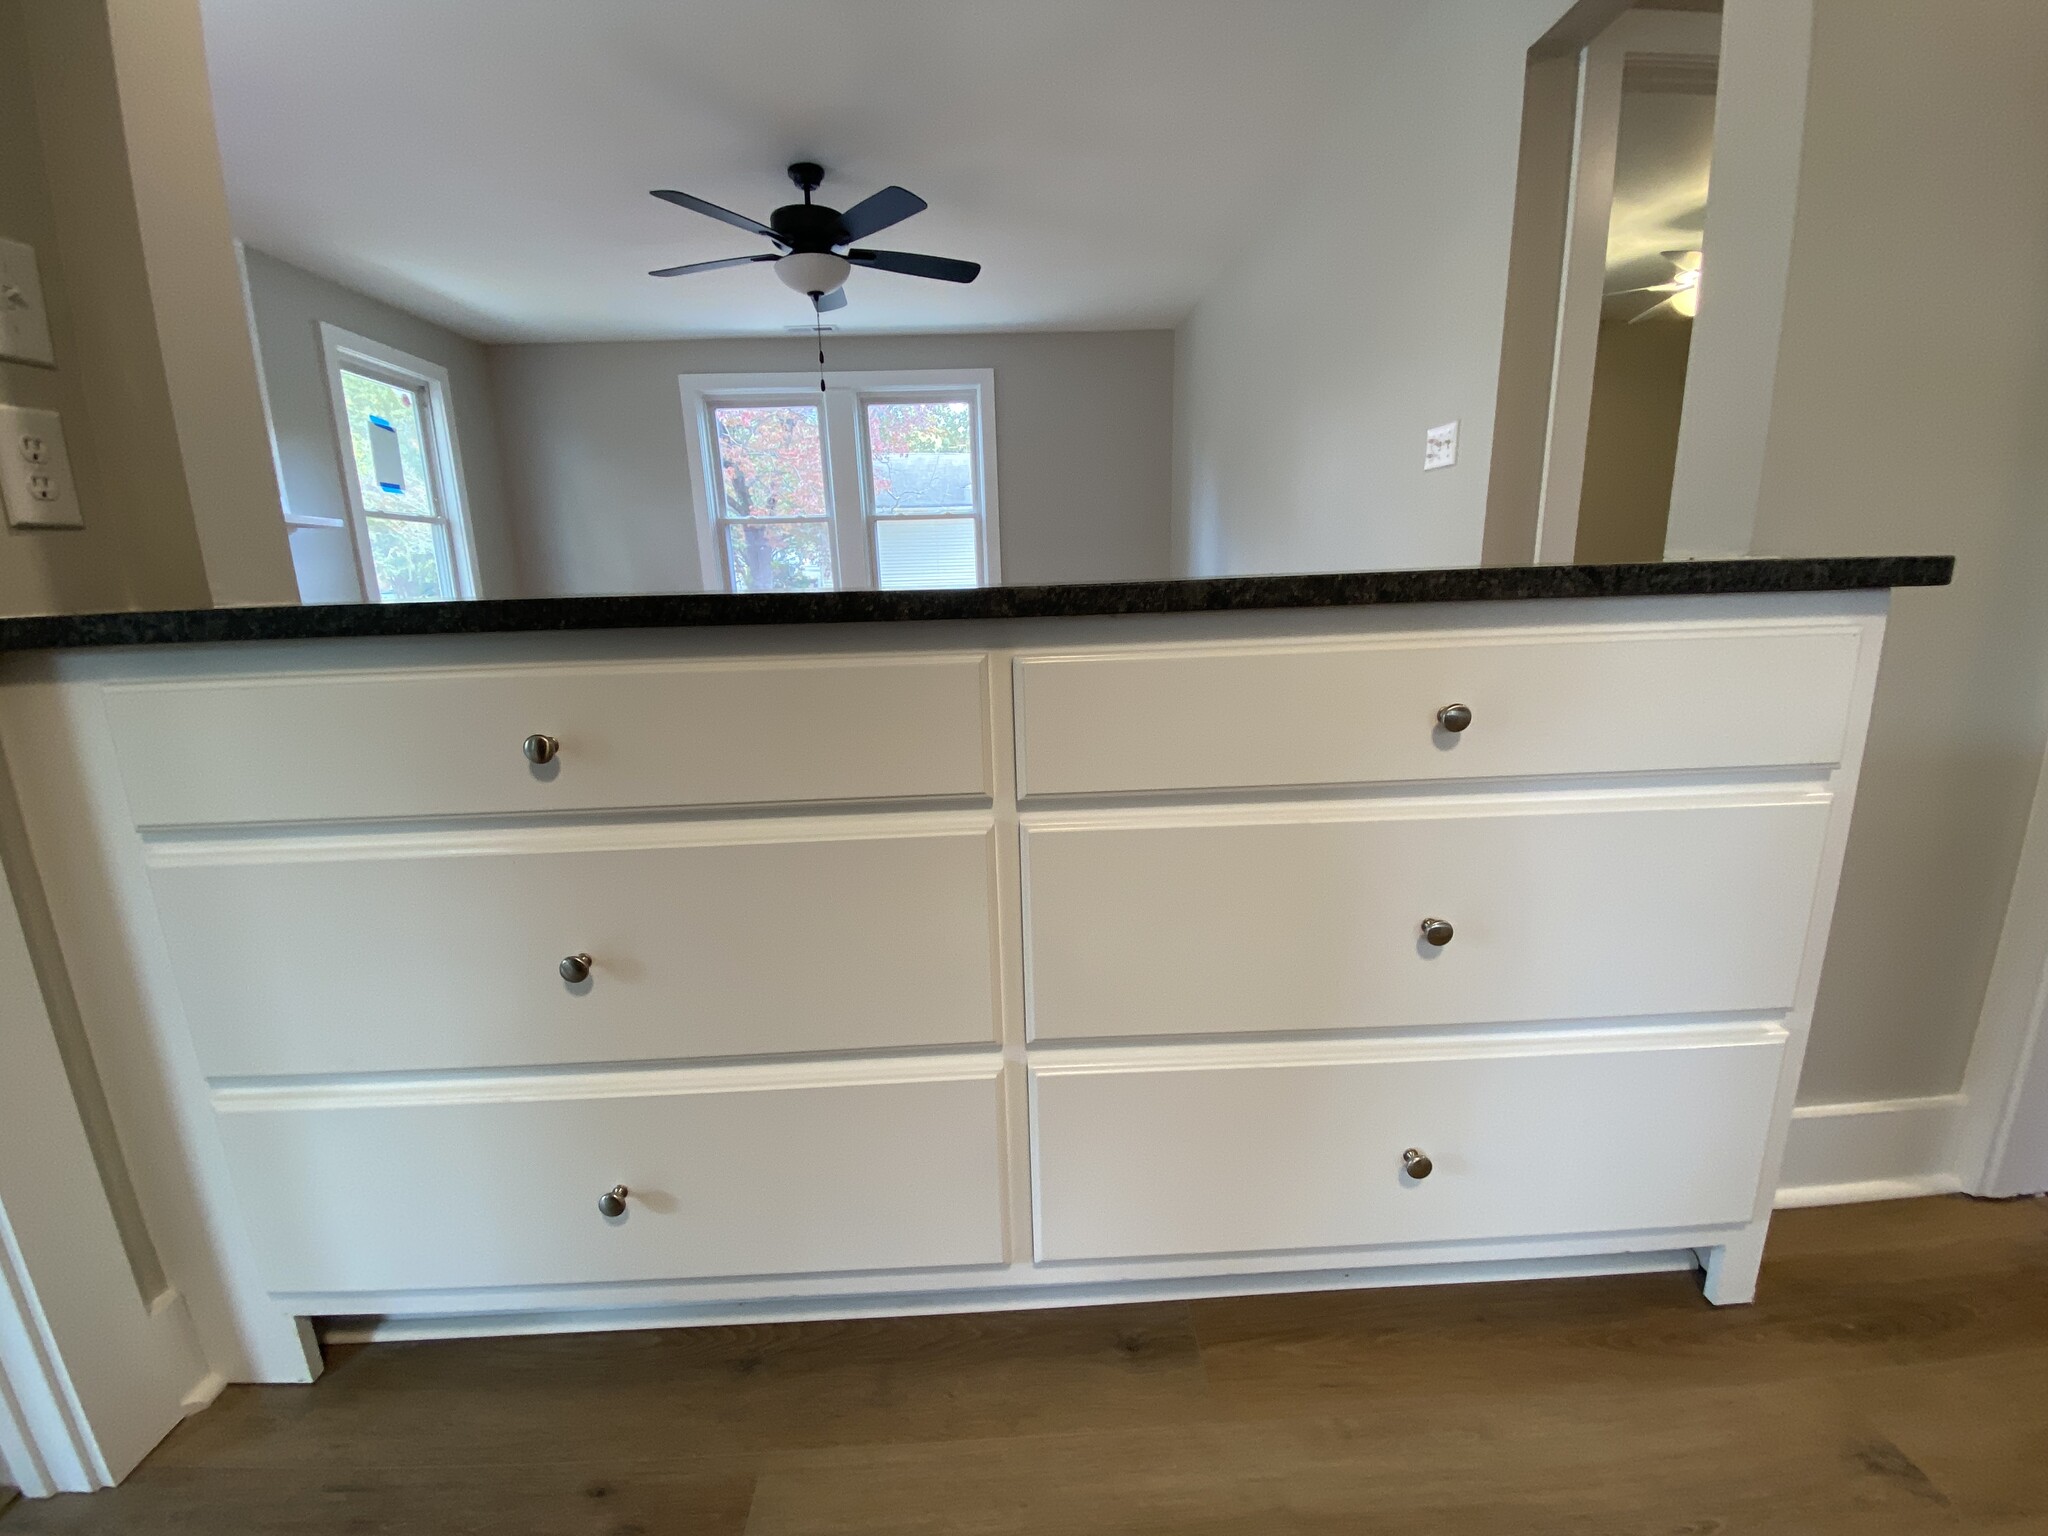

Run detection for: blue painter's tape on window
[[367, 413, 405, 494]]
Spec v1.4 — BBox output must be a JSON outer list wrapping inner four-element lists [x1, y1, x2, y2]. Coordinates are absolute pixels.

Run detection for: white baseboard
[[1775, 1093, 1967, 1208], [178, 1372, 224, 1415]]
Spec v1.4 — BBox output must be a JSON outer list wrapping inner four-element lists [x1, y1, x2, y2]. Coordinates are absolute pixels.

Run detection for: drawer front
[[153, 826, 999, 1077], [1015, 627, 1861, 795], [1025, 798, 1830, 1040], [105, 653, 990, 827], [216, 1065, 1007, 1293], [1031, 1030, 1784, 1262]]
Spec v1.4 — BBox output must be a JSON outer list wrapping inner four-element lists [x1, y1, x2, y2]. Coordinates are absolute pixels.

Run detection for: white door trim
[[0, 1203, 100, 1498], [1956, 726, 2048, 1196], [0, 788, 217, 1494], [1535, 8, 1722, 563]]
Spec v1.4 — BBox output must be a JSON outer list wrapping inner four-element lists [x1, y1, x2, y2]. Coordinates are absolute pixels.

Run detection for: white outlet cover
[[0, 404, 83, 529], [0, 238, 56, 369], [1424, 421, 1459, 471]]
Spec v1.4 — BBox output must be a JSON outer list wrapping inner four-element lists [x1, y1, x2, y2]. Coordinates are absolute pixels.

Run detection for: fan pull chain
[[815, 303, 827, 392]]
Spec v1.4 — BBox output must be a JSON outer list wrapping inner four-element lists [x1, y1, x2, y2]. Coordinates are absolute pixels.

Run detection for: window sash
[[719, 515, 837, 594], [707, 396, 834, 529], [856, 392, 986, 590]]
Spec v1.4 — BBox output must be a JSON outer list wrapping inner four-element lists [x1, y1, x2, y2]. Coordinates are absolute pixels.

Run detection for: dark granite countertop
[[0, 557, 1953, 653]]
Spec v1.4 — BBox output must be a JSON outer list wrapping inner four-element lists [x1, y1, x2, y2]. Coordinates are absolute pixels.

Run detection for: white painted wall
[[488, 331, 1173, 595], [241, 248, 523, 600], [1662, 0, 1814, 559], [1746, 0, 2048, 1109], [0, 0, 217, 616], [1171, 0, 1562, 577], [95, 0, 297, 607]]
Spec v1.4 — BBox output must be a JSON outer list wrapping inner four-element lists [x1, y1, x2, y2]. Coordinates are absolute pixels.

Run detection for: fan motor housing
[[769, 203, 848, 252]]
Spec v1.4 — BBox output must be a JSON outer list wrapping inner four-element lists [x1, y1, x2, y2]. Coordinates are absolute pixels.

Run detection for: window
[[319, 324, 479, 602], [681, 370, 998, 594]]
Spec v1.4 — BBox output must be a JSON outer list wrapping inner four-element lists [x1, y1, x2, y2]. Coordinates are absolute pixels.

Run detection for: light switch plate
[[1424, 420, 1459, 471], [0, 239, 56, 368], [0, 404, 83, 529]]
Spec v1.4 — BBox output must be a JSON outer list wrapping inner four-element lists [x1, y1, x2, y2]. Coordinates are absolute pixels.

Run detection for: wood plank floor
[[5, 1196, 2045, 1534]]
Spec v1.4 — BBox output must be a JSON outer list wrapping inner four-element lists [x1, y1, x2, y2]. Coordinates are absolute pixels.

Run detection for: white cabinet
[[152, 822, 1000, 1077], [215, 1062, 1008, 1293], [1015, 627, 1862, 796], [1024, 796, 1831, 1040], [1030, 1027, 1787, 1263], [6, 595, 1883, 1363]]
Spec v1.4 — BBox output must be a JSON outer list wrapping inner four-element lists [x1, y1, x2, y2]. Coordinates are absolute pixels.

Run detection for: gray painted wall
[[487, 330, 1173, 595], [1748, 0, 2048, 1105], [241, 247, 522, 599], [1172, 0, 1564, 577]]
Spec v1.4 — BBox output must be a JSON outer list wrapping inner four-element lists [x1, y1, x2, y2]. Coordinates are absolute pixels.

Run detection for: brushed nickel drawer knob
[[1403, 1148, 1434, 1180], [1436, 703, 1472, 733], [1420, 918, 1454, 947], [597, 1185, 628, 1218], [559, 952, 593, 984], [523, 733, 559, 765]]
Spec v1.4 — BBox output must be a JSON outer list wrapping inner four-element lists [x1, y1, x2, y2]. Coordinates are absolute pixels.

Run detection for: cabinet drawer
[[216, 1063, 1007, 1293], [1014, 627, 1861, 795], [1031, 1028, 1783, 1262], [1025, 797, 1829, 1040], [153, 825, 999, 1077], [105, 653, 990, 826]]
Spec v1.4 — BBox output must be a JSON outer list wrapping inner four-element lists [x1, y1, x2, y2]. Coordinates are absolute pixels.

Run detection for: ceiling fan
[[648, 162, 981, 312], [1609, 249, 1703, 323]]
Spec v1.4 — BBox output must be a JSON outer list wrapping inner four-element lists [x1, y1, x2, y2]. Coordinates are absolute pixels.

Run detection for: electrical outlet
[[0, 238, 56, 368], [1424, 421, 1459, 472], [0, 404, 82, 528]]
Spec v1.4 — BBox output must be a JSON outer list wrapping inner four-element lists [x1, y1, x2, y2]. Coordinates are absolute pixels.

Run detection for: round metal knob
[[1420, 918, 1454, 947], [559, 952, 593, 984], [1402, 1148, 1434, 1180], [523, 733, 559, 765], [597, 1185, 628, 1218], [1436, 703, 1472, 733]]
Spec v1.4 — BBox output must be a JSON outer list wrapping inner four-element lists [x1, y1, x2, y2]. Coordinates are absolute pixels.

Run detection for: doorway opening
[[1483, 2, 1724, 566]]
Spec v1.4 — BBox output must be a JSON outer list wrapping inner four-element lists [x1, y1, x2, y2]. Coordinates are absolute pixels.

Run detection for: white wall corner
[[1774, 1094, 1967, 1208]]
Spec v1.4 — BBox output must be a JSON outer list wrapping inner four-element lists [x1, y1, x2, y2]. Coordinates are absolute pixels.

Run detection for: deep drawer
[[1014, 626, 1862, 795], [1024, 796, 1830, 1040], [152, 823, 1000, 1077], [105, 652, 990, 826], [1030, 1027, 1784, 1262], [216, 1062, 1008, 1293]]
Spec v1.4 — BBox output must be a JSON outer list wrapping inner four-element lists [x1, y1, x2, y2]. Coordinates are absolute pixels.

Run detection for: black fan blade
[[650, 189, 778, 241], [648, 253, 778, 278], [846, 248, 981, 284], [813, 287, 848, 312], [837, 185, 927, 242]]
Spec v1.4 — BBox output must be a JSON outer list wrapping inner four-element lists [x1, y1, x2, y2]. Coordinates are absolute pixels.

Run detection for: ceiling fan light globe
[[775, 252, 852, 297]]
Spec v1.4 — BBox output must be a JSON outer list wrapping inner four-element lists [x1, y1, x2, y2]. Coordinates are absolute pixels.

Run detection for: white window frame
[[318, 323, 481, 602], [678, 368, 1000, 593]]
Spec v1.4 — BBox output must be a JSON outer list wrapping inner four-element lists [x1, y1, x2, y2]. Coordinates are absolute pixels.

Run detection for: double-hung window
[[319, 323, 479, 603], [680, 369, 999, 594]]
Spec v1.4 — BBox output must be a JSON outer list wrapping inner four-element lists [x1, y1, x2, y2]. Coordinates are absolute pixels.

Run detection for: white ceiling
[[199, 1, 1399, 343]]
